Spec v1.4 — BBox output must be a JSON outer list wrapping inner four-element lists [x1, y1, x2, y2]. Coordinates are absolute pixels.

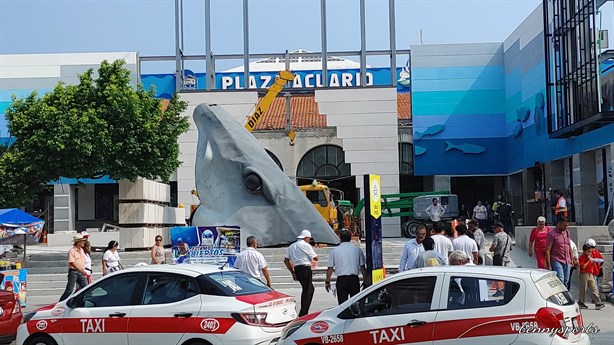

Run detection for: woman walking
[[83, 240, 93, 284], [528, 216, 549, 269], [151, 235, 165, 264], [102, 240, 122, 275]]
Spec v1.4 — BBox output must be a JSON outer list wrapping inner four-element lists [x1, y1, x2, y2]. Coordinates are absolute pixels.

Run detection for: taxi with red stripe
[[279, 266, 591, 345], [18, 264, 297, 345]]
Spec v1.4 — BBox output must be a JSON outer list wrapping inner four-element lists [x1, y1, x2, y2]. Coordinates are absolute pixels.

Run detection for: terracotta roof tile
[[252, 93, 412, 131], [397, 93, 411, 119], [161, 93, 411, 131]]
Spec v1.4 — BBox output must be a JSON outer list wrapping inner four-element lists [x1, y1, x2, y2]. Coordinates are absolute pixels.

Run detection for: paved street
[[14, 238, 614, 345]]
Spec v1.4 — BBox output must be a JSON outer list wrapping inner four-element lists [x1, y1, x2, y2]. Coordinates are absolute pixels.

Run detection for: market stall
[[0, 208, 44, 307]]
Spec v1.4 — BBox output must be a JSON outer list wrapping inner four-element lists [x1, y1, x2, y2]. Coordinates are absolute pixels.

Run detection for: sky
[[0, 0, 612, 73]]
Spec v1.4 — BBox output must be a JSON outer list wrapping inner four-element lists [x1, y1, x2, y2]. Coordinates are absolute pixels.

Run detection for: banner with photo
[[170, 226, 241, 266], [0, 268, 28, 307]]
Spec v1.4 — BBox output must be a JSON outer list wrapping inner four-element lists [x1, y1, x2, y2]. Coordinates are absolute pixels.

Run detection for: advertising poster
[[0, 269, 28, 307], [170, 226, 241, 266], [364, 174, 384, 284]]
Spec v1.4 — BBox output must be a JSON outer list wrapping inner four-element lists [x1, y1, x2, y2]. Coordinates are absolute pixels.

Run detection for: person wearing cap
[[489, 222, 512, 267], [59, 234, 89, 301], [325, 229, 367, 305], [578, 243, 605, 310], [284, 229, 318, 316], [585, 238, 604, 285]]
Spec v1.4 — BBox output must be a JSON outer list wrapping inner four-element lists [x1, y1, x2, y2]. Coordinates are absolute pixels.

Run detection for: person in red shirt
[[578, 243, 605, 310], [528, 216, 549, 269]]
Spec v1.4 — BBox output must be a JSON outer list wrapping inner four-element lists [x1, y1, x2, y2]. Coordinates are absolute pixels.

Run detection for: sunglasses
[[156, 238, 162, 241]]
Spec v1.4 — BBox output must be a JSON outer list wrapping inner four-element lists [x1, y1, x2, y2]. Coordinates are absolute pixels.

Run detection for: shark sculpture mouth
[[192, 103, 340, 247]]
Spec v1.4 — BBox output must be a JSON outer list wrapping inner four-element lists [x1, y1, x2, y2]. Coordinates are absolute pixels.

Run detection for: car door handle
[[109, 312, 126, 318], [173, 312, 193, 318], [407, 319, 427, 327]]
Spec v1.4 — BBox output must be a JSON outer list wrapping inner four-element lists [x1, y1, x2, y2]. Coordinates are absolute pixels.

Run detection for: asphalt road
[[14, 240, 614, 345]]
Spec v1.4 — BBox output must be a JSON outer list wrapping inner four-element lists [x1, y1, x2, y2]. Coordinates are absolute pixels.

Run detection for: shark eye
[[245, 173, 262, 192]]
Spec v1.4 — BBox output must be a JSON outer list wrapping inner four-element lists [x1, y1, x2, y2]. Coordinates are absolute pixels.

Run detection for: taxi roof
[[397, 265, 553, 279], [121, 263, 240, 277]]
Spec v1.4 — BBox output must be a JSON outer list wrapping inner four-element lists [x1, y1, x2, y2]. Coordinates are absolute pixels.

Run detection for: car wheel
[[25, 335, 57, 345], [183, 340, 212, 345], [402, 221, 421, 238]]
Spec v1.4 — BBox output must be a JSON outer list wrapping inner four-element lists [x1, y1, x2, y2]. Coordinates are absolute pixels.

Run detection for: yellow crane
[[244, 70, 296, 133]]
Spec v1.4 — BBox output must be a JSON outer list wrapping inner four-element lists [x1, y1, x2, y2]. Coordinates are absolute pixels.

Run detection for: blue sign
[[141, 67, 411, 99]]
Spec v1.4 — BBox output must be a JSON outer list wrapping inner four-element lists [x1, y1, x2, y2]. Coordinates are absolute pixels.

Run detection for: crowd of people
[[529, 216, 605, 310]]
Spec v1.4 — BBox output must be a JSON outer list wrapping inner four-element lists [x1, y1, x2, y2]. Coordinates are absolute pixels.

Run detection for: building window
[[296, 145, 350, 179], [265, 150, 283, 171], [399, 142, 414, 175]]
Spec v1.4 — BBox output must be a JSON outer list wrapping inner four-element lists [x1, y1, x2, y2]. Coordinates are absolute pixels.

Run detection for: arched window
[[265, 150, 283, 171], [296, 145, 350, 180], [399, 142, 414, 175]]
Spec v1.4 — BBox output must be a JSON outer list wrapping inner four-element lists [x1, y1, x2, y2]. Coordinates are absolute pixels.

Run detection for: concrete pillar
[[433, 175, 451, 192], [573, 152, 599, 225], [53, 184, 75, 232]]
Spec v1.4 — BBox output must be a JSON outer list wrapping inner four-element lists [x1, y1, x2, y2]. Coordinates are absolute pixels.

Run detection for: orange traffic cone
[[42, 230, 47, 244]]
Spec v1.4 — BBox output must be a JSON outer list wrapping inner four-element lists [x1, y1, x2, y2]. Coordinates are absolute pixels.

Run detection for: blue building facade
[[412, 7, 614, 177]]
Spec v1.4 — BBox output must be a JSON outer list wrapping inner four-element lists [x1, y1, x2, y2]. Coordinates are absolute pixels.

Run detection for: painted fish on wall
[[415, 124, 445, 140], [444, 140, 486, 154], [415, 145, 427, 156]]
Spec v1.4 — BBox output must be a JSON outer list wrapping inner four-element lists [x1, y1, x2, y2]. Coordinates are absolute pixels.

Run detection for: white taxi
[[18, 264, 297, 345], [279, 266, 591, 345]]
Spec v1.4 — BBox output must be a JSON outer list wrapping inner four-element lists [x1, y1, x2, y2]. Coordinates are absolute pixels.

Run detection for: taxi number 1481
[[321, 334, 344, 344]]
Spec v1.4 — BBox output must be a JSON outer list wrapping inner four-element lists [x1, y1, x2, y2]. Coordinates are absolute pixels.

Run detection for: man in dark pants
[[325, 229, 367, 304], [284, 230, 318, 316], [59, 234, 89, 301]]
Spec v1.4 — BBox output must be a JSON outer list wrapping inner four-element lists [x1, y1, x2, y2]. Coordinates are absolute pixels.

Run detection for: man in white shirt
[[284, 229, 318, 316], [452, 224, 479, 264], [431, 221, 454, 265], [425, 198, 446, 222], [234, 236, 271, 287], [399, 225, 427, 271], [325, 230, 367, 304]]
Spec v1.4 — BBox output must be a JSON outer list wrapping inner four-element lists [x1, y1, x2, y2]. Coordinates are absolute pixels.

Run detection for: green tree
[[0, 59, 189, 208]]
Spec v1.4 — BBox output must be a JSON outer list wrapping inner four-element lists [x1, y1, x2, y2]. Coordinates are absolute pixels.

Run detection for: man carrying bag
[[490, 222, 512, 266]]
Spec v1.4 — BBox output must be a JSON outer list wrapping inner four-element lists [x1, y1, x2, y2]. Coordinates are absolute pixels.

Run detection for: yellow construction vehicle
[[299, 180, 339, 232]]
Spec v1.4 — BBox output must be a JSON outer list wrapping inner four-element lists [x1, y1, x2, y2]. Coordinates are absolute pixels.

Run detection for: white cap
[[297, 229, 312, 239], [585, 238, 596, 247]]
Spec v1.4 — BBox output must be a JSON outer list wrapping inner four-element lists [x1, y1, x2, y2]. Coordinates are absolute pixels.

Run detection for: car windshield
[[204, 271, 271, 296], [534, 273, 575, 306]]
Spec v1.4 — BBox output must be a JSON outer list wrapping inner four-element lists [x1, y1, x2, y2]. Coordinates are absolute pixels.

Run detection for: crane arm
[[244, 70, 295, 132]]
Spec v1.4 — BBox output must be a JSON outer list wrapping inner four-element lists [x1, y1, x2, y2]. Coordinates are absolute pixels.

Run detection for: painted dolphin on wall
[[192, 103, 340, 247], [415, 124, 445, 140], [444, 140, 486, 154]]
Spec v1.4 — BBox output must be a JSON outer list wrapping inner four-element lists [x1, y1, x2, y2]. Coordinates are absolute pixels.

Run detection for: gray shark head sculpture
[[192, 103, 340, 247]]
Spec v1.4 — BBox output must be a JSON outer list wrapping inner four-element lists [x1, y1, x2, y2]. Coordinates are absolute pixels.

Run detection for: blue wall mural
[[411, 43, 508, 175], [412, 16, 614, 176]]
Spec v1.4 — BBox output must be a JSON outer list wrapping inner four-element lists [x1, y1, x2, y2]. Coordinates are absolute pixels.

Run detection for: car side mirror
[[66, 297, 77, 308], [349, 301, 361, 317], [66, 296, 82, 309]]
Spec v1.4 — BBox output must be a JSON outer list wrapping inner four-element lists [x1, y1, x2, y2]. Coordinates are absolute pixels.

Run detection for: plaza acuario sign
[[140, 66, 410, 97]]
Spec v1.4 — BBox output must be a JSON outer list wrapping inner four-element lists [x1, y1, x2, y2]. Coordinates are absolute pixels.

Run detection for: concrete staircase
[[24, 240, 407, 300]]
